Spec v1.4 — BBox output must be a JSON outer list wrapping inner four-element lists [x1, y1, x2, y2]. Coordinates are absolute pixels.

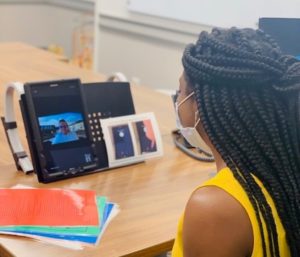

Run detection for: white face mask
[[175, 91, 212, 155]]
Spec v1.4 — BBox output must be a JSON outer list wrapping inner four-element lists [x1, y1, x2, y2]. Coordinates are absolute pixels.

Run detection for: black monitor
[[259, 18, 300, 59]]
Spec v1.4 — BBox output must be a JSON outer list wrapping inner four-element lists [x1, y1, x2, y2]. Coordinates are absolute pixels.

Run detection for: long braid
[[200, 84, 279, 256], [197, 84, 270, 256], [183, 27, 300, 256]]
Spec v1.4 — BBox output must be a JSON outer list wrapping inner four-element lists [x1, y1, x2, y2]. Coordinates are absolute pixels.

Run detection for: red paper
[[0, 189, 99, 226]]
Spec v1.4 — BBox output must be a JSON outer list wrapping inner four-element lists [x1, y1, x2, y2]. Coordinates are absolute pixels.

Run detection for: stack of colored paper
[[0, 188, 119, 249]]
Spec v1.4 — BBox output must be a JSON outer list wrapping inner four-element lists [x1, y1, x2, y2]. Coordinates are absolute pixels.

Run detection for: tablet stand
[[1, 82, 34, 174]]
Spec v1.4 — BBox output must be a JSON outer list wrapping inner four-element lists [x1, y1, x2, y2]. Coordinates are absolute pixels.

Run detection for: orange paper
[[0, 189, 99, 226]]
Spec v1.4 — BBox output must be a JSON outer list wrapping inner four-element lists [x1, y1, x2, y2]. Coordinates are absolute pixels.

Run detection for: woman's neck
[[211, 148, 227, 172]]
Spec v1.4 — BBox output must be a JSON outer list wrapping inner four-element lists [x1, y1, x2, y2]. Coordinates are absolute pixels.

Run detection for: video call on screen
[[38, 112, 86, 145], [31, 85, 96, 173]]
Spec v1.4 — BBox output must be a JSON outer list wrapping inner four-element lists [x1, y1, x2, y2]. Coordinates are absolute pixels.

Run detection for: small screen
[[29, 81, 97, 175], [259, 18, 300, 58], [38, 112, 85, 145]]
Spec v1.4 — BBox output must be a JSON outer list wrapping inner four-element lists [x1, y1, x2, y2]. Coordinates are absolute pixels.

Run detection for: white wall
[[97, 29, 183, 90], [95, 0, 212, 90], [0, 0, 212, 90], [127, 0, 300, 28], [0, 4, 52, 48], [0, 1, 94, 58]]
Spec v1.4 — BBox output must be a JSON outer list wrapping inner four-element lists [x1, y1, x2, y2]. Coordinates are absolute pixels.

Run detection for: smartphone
[[24, 79, 98, 182]]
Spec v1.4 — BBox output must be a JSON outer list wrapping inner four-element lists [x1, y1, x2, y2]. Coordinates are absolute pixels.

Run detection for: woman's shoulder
[[182, 184, 253, 257]]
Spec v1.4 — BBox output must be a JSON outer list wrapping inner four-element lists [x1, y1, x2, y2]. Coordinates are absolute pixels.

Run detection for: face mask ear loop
[[194, 118, 201, 128], [177, 91, 195, 107], [194, 110, 201, 128]]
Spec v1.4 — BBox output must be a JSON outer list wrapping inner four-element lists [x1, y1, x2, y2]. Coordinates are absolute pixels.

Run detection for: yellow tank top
[[171, 167, 290, 257]]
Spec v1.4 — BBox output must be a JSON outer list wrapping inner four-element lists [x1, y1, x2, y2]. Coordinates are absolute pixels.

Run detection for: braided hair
[[182, 27, 300, 257]]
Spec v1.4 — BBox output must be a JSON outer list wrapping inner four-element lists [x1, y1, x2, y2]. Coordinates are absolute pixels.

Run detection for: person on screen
[[51, 119, 78, 145], [172, 28, 299, 257]]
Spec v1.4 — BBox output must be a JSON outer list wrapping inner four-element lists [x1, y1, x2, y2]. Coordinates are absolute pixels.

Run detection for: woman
[[172, 27, 300, 257]]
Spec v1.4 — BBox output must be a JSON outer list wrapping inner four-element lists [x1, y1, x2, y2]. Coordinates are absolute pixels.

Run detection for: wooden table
[[0, 42, 216, 257]]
